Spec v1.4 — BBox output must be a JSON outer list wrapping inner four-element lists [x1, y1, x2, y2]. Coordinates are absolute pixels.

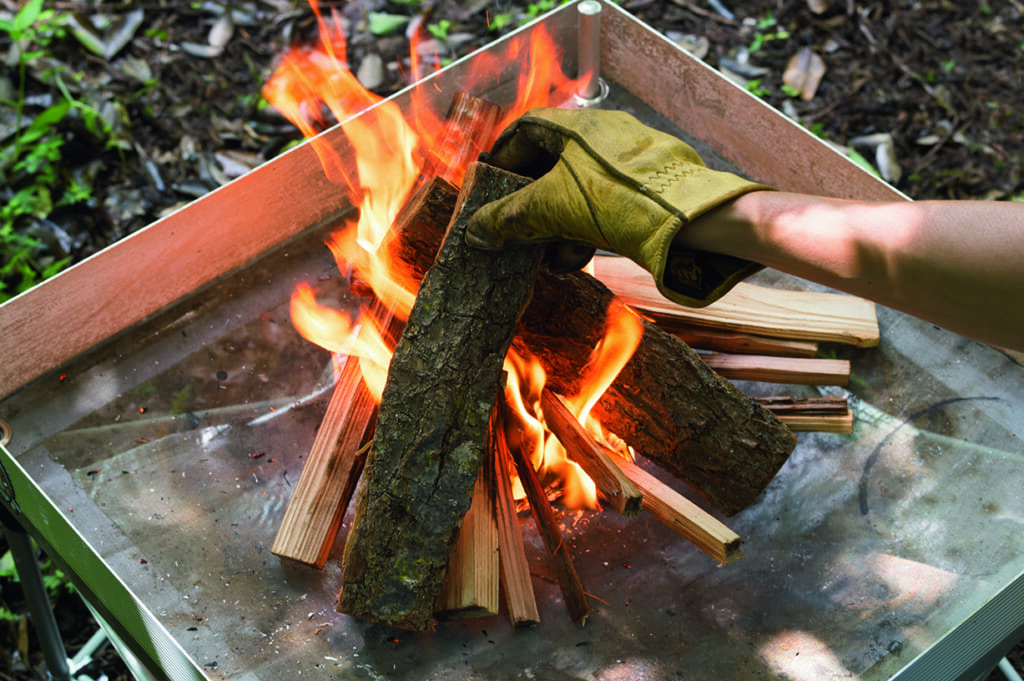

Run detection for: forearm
[[680, 191, 1024, 351]]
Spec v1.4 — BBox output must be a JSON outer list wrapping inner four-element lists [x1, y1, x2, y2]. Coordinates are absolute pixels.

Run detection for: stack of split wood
[[270, 93, 878, 632]]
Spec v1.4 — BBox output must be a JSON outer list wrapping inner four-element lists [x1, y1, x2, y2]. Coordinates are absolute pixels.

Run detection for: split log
[[593, 255, 880, 347], [513, 270, 796, 516], [270, 348, 377, 567], [338, 163, 543, 630], [753, 396, 852, 433], [421, 92, 503, 187], [670, 325, 819, 358], [540, 389, 643, 517], [499, 402, 590, 627], [778, 412, 853, 433], [270, 177, 457, 567], [701, 353, 851, 386], [435, 454, 499, 620], [493, 433, 540, 627], [754, 396, 849, 415]]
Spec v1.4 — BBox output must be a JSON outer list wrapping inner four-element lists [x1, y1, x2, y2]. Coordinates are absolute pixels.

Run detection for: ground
[[1, 0, 1022, 678]]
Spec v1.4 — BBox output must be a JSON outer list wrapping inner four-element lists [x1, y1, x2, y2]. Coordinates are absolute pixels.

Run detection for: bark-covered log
[[338, 163, 543, 631], [513, 271, 796, 516], [386, 180, 796, 516]]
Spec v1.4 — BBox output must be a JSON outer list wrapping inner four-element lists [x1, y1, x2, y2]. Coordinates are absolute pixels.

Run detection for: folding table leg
[[0, 505, 73, 681]]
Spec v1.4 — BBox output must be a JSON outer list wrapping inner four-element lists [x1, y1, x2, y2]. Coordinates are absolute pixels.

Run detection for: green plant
[[0, 0, 113, 301], [744, 78, 771, 98], [367, 12, 408, 36], [427, 19, 451, 41], [781, 83, 802, 98], [0, 545, 76, 623], [526, 0, 559, 17], [488, 12, 514, 31], [749, 10, 789, 53]]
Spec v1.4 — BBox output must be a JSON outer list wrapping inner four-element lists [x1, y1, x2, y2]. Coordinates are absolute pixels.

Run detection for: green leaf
[[367, 12, 408, 36], [489, 12, 513, 31], [13, 0, 45, 33], [427, 19, 450, 41], [18, 101, 71, 147], [42, 256, 70, 279], [755, 10, 776, 30], [0, 550, 16, 579], [781, 83, 802, 98], [846, 149, 881, 178]]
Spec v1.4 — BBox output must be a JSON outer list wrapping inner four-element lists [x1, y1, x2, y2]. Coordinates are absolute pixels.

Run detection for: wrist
[[672, 190, 770, 261]]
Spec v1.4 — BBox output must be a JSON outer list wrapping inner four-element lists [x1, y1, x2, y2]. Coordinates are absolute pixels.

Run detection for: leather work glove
[[465, 107, 773, 307]]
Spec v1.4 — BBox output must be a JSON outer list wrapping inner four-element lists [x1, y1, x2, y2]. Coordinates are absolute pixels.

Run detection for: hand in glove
[[465, 107, 773, 307]]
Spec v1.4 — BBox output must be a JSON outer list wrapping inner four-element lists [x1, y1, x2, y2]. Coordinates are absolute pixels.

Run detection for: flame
[[503, 350, 598, 510], [266, 2, 586, 405], [568, 298, 645, 440], [289, 283, 391, 401], [497, 300, 643, 510], [266, 3, 642, 511]]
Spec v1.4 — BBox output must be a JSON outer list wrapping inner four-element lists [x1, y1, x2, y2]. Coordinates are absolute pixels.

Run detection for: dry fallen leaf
[[783, 47, 827, 100]]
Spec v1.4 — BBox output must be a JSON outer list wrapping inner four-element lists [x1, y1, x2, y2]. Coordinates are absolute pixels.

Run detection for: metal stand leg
[[1, 507, 73, 681]]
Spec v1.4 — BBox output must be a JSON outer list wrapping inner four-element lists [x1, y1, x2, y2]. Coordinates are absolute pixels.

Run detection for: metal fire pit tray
[[1, 2, 1022, 680]]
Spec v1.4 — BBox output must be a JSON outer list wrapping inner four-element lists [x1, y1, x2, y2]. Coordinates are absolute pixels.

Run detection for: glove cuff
[[644, 180, 773, 307]]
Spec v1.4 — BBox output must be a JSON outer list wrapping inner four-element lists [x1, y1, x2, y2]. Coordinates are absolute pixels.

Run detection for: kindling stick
[[701, 353, 851, 386], [435, 454, 500, 620], [540, 389, 643, 517], [493, 428, 541, 627], [611, 455, 743, 565], [499, 402, 591, 627]]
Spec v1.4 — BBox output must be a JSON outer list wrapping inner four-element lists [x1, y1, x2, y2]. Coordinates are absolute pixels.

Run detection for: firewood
[[754, 396, 850, 415], [493, 435, 541, 627], [592, 255, 880, 347], [610, 455, 743, 565], [701, 353, 851, 386], [435, 454, 500, 620], [499, 402, 590, 627], [388, 182, 798, 517], [540, 389, 643, 517], [421, 92, 503, 187], [670, 325, 819, 358], [271, 357, 376, 567], [513, 270, 797, 517], [338, 163, 543, 631], [777, 412, 854, 433], [270, 177, 457, 567], [752, 397, 852, 433]]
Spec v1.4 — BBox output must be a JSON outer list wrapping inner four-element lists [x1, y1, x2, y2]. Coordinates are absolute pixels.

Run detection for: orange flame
[[503, 350, 598, 510], [266, 4, 643, 510], [568, 299, 645, 440], [265, 3, 586, 405], [289, 283, 391, 401]]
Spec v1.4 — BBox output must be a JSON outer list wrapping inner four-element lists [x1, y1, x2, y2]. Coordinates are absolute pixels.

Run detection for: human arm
[[466, 108, 1024, 351], [685, 192, 1024, 352]]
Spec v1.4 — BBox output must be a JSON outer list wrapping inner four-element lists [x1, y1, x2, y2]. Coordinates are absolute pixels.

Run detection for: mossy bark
[[338, 164, 540, 631]]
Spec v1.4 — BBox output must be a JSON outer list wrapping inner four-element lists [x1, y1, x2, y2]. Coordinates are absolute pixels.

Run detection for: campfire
[[262, 1, 872, 632]]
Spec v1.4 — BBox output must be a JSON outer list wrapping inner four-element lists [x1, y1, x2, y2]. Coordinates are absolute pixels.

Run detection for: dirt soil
[[1, 0, 1022, 678]]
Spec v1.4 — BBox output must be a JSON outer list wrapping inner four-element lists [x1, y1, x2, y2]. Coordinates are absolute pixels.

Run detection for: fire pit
[[1, 2, 1023, 680]]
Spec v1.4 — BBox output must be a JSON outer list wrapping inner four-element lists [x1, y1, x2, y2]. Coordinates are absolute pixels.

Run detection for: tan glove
[[465, 107, 773, 307]]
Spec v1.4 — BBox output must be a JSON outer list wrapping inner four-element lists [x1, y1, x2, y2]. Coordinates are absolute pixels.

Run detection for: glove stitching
[[562, 155, 611, 248], [646, 159, 698, 198]]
